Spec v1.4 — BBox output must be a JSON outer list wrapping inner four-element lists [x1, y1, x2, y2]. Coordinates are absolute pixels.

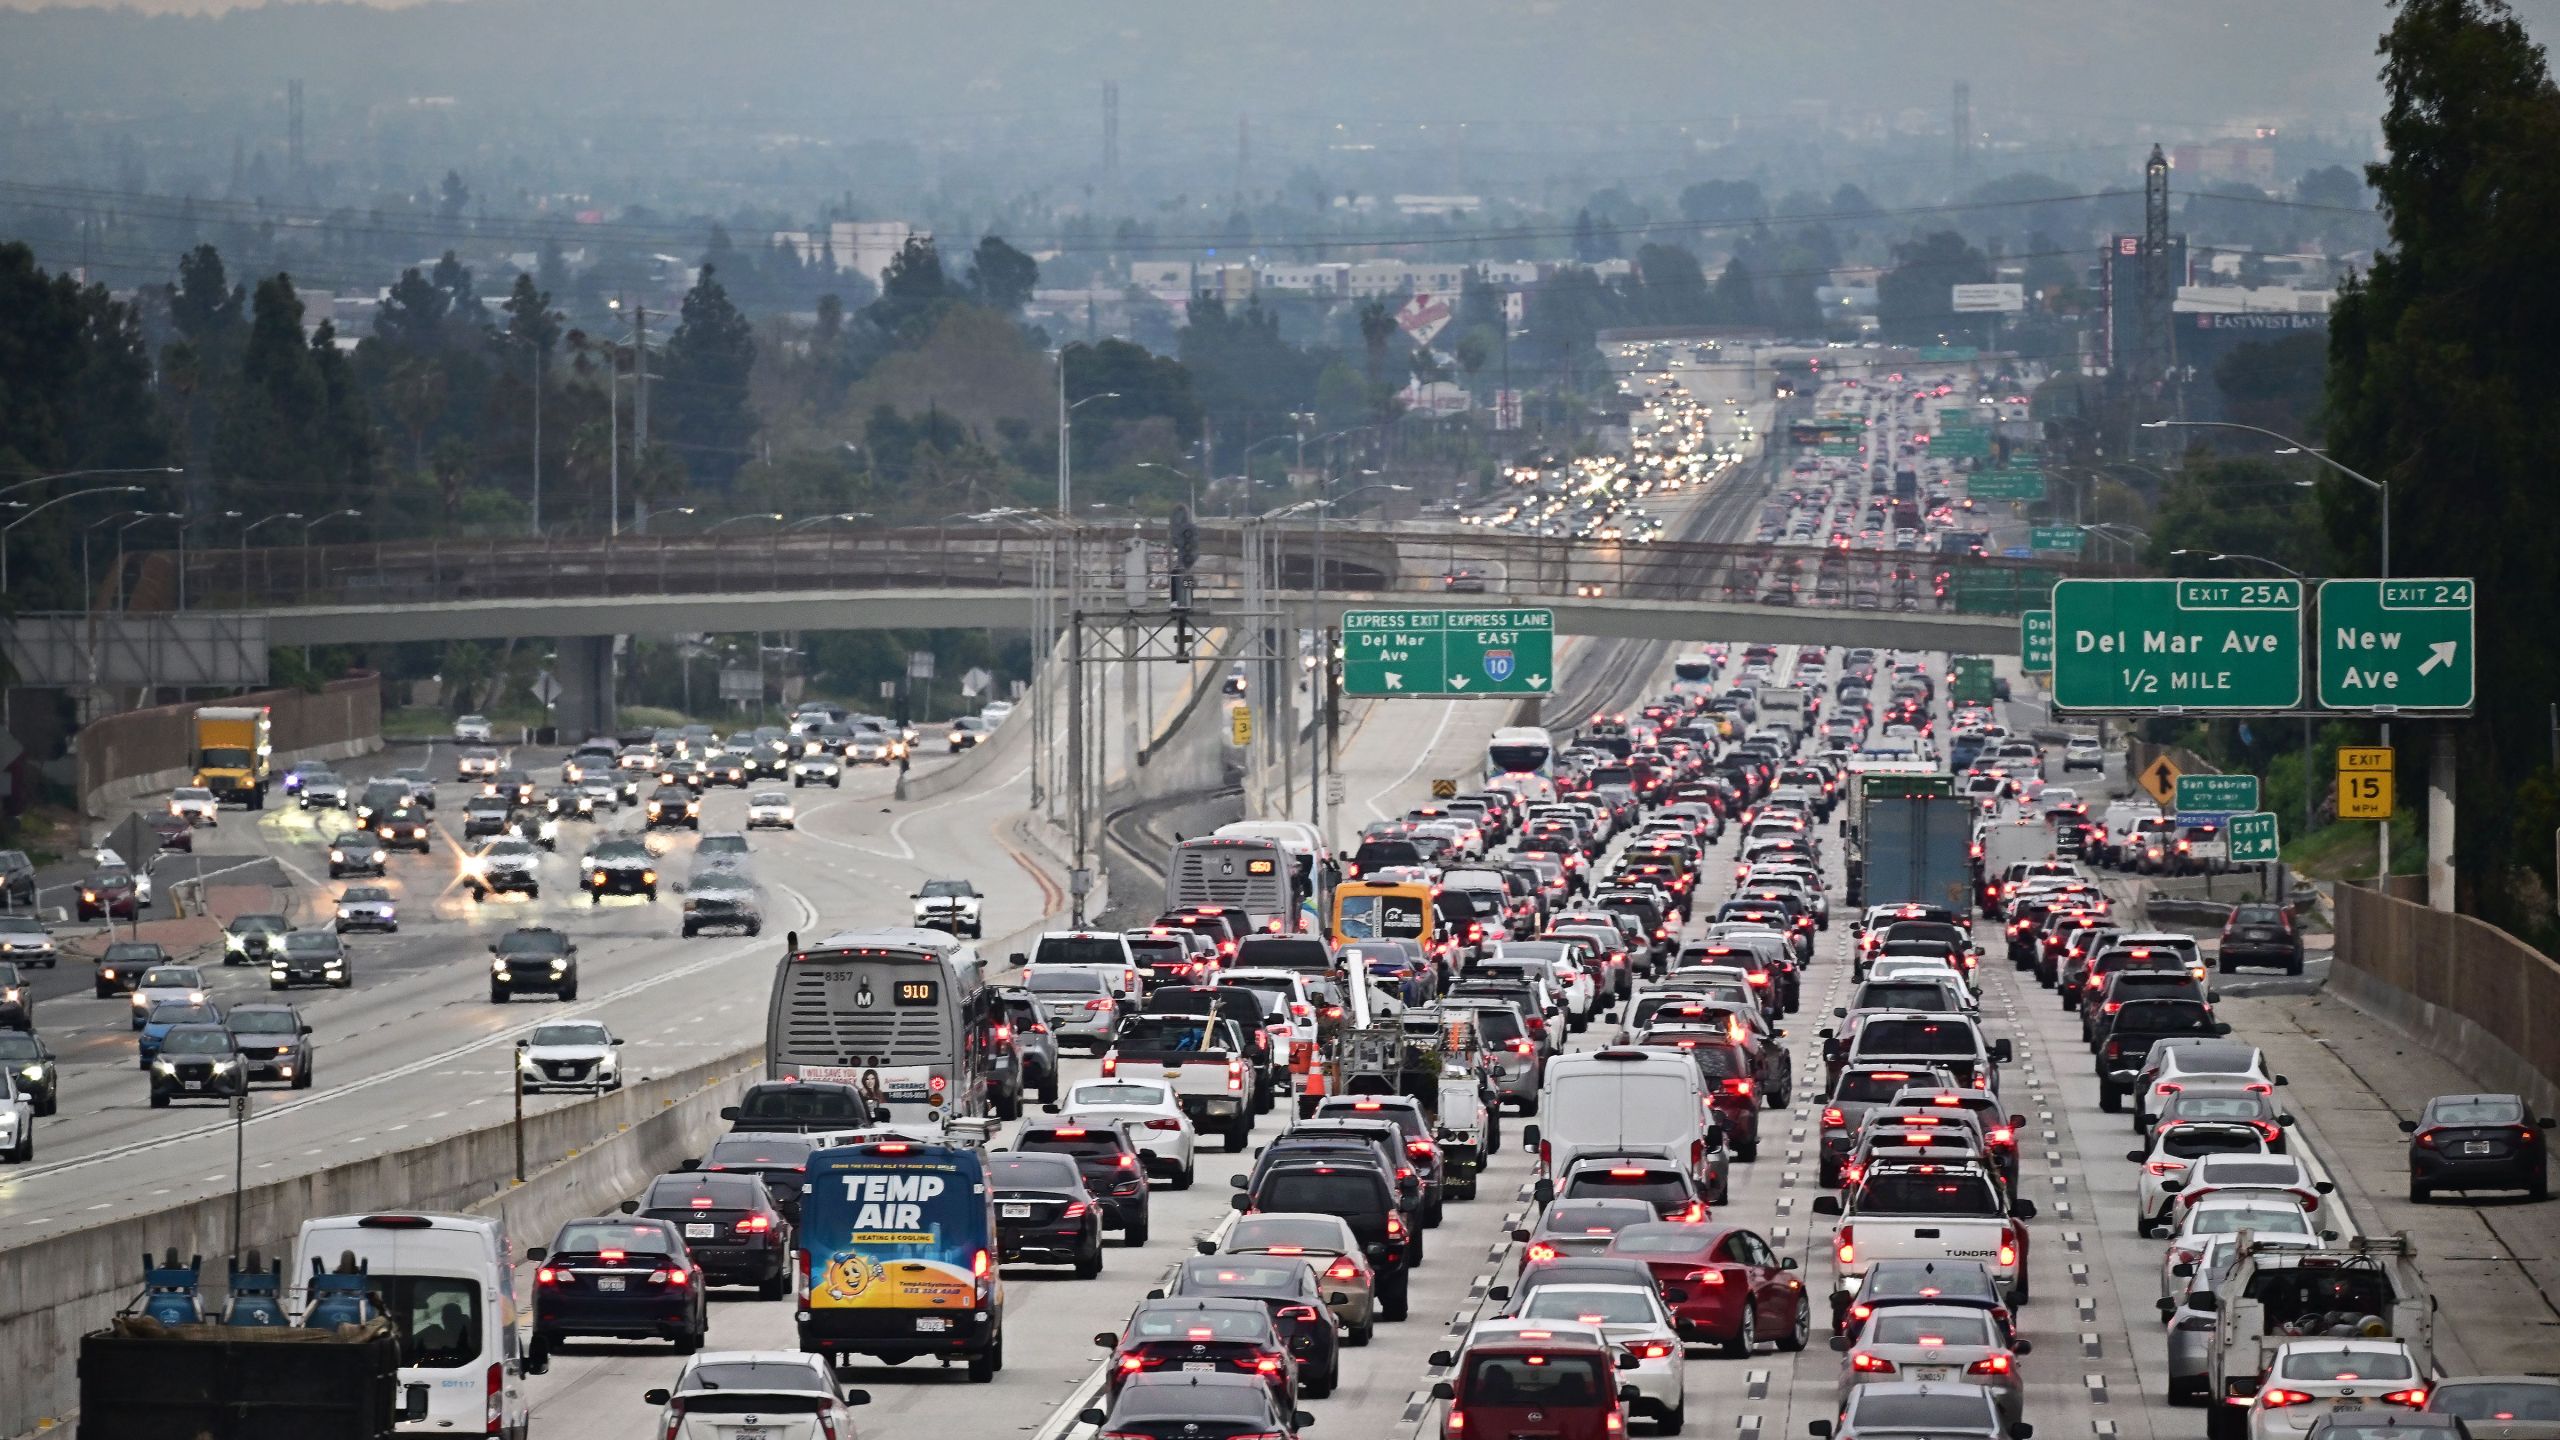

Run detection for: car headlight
[[491, 958, 508, 973], [131, 992, 149, 1007], [188, 990, 205, 1003], [225, 934, 247, 951], [517, 1056, 540, 1073], [19, 1064, 40, 1080], [329, 850, 345, 862], [549, 958, 567, 971], [154, 1060, 176, 1074], [642, 870, 657, 884], [210, 1060, 233, 1072]]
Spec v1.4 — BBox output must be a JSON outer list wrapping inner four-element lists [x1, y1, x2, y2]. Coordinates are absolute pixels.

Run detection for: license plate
[[734, 1431, 767, 1440], [685, 1223, 715, 1239], [1183, 1362, 1217, 1372], [598, 1276, 625, 1292], [1001, 1204, 1033, 1219], [2332, 1399, 2366, 1411], [2464, 1141, 2492, 1155], [914, 1315, 948, 1333], [1912, 1367, 1951, 1382], [183, 1080, 203, 1090]]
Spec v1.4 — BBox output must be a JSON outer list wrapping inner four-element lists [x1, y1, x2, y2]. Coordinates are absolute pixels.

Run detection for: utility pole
[[2138, 145, 2172, 411]]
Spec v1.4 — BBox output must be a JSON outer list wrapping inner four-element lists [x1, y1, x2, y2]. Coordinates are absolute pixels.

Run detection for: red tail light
[[2380, 1389, 2429, 1408], [1326, 1258, 1360, 1280], [2146, 1160, 2189, 1177], [1385, 1213, 1406, 1238], [1722, 1078, 1754, 1096], [487, 1361, 506, 1435], [1822, 1106, 1846, 1127], [1997, 1232, 2018, 1268], [1850, 1352, 1897, 1373], [1062, 1201, 1090, 1218], [1968, 1355, 2014, 1375], [2259, 1390, 2315, 1409], [1100, 1053, 1118, 1076], [1146, 1117, 1184, 1131], [972, 1248, 992, 1278], [1527, 1242, 1558, 1262], [536, 1267, 561, 1285], [1277, 1304, 1325, 1323], [735, 1215, 773, 1233], [1836, 1227, 1855, 1265]]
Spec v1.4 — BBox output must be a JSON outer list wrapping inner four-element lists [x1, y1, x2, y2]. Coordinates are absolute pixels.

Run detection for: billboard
[[1950, 283, 2025, 313]]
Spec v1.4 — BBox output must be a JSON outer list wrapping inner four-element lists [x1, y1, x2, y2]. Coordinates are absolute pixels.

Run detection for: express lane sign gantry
[[2316, 578, 2476, 712], [1342, 607, 1555, 698], [2051, 577, 2303, 712]]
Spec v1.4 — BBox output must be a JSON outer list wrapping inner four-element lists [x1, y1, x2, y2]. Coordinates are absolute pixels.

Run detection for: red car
[[1604, 1221, 1812, 1355]]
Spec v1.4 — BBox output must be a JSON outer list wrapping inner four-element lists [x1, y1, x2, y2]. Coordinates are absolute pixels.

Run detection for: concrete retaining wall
[[77, 675, 385, 820], [0, 1047, 758, 1437], [2329, 881, 2560, 1118]]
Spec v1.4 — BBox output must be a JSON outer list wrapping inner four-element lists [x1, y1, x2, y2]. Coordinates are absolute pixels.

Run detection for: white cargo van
[[293, 1211, 530, 1438], [1526, 1047, 1713, 1195]]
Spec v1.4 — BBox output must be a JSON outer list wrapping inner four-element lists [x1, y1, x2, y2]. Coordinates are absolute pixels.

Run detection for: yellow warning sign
[[2137, 754, 2183, 807], [2337, 746, 2393, 819], [1430, 778, 1458, 800], [1229, 705, 1253, 746]]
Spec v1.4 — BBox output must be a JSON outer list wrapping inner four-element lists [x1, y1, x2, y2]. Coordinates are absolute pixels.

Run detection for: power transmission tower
[[1951, 81, 1971, 186]]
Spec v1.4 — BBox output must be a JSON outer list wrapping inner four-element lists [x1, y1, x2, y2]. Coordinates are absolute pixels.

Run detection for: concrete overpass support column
[[553, 635, 617, 742]]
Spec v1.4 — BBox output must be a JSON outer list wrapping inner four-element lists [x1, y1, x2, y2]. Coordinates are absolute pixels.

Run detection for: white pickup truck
[[1098, 1012, 1255, 1150], [2202, 1232, 2432, 1440], [1812, 1154, 2037, 1325]]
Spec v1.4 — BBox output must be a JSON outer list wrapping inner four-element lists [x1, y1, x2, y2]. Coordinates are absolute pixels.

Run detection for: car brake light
[[2381, 1389, 2429, 1408], [2146, 1160, 2189, 1176], [2259, 1390, 2315, 1409], [1061, 1201, 1090, 1218], [1822, 1106, 1846, 1127], [1836, 1227, 1855, 1265], [1100, 1054, 1118, 1077], [1850, 1352, 1897, 1373], [1998, 1232, 2018, 1268], [1326, 1258, 1360, 1280], [735, 1215, 772, 1232], [1527, 1242, 1557, 1262], [1968, 1355, 2014, 1375]]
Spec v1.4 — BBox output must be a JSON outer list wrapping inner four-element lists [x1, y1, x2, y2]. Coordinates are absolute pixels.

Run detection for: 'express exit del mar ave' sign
[[2051, 578, 2303, 712]]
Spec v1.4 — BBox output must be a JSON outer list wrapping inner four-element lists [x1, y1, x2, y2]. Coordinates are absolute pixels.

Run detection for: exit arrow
[[2417, 641, 2457, 676], [1383, 673, 1403, 691], [1446, 675, 1470, 690], [1524, 675, 1547, 688]]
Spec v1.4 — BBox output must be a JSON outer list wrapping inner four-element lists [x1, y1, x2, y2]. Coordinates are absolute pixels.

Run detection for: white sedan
[[2128, 1125, 2277, 1236], [168, 787, 220, 825], [1053, 1078, 1197, 1188], [745, 792, 796, 829], [516, 1020, 623, 1094], [1498, 1286, 1687, 1427], [2247, 1339, 2428, 1440]]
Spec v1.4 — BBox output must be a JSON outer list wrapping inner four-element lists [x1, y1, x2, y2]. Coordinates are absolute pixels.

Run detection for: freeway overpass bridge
[[48, 522, 2083, 732]]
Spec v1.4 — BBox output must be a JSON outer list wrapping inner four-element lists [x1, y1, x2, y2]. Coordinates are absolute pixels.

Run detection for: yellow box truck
[[192, 705, 274, 809]]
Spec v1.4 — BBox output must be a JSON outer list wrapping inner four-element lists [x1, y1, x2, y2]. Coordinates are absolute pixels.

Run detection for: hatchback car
[[527, 1216, 709, 1360], [335, 886, 399, 934], [324, 830, 388, 879], [2404, 1093, 2554, 1201]]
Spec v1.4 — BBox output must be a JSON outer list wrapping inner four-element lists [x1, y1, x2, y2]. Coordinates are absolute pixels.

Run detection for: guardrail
[[2331, 881, 2560, 1116]]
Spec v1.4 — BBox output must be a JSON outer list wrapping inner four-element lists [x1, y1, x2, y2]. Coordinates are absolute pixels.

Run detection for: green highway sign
[[2051, 577, 2304, 712], [2030, 526, 2084, 552], [1342, 607, 1554, 697], [2228, 811, 2281, 863], [1969, 470, 2046, 501], [2007, 455, 2043, 472], [1938, 408, 1974, 430], [2021, 609, 2055, 672], [2175, 773, 2261, 815], [2316, 578, 2476, 712], [1917, 345, 1981, 361], [1936, 426, 1992, 456], [1819, 441, 1859, 457]]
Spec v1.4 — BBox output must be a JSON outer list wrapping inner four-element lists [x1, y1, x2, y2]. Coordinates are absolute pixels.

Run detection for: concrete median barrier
[[0, 1044, 758, 1437]]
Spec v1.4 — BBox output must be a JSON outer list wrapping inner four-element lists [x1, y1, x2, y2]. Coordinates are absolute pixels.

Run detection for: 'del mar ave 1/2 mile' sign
[[1342, 608, 1555, 697], [2051, 577, 2303, 712]]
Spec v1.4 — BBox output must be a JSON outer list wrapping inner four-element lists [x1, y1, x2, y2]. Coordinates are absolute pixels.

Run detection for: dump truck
[[192, 705, 275, 809]]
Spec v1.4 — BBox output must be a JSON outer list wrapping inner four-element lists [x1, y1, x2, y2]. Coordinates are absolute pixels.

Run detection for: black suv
[[526, 1216, 708, 1361], [1233, 1159, 1412, 1320], [149, 1023, 249, 1107], [491, 928, 579, 1002], [720, 1080, 875, 1134], [373, 806, 433, 853], [644, 785, 700, 831], [583, 839, 658, 901]]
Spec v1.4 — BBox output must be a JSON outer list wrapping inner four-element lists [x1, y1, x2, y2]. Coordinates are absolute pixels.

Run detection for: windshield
[[1522, 1288, 1657, 1325], [1035, 937, 1128, 967], [2433, 1097, 2523, 1124], [1461, 1353, 1609, 1406], [1870, 1312, 1996, 1346], [2188, 1206, 2309, 1237], [161, 1029, 235, 1055], [1857, 1170, 2003, 1215], [1257, 1171, 1380, 1213], [2279, 1348, 2416, 1381], [1857, 1020, 1979, 1056], [141, 968, 198, 987], [2432, 1383, 2560, 1421], [283, 933, 338, 953], [232, 916, 286, 934], [706, 1136, 819, 1167], [554, 1221, 677, 1256], [1070, 1083, 1174, 1107], [230, 1011, 298, 1034], [921, 880, 974, 898], [1336, 892, 1426, 939], [530, 1023, 612, 1047]]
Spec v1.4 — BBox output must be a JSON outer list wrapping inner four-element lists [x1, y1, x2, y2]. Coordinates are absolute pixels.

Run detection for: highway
[[10, 349, 2556, 1440]]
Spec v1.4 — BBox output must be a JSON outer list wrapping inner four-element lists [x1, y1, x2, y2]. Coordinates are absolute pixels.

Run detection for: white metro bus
[[762, 927, 997, 1126], [1208, 821, 1335, 933]]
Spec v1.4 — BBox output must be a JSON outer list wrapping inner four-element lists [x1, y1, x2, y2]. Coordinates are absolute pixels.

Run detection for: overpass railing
[[140, 523, 2094, 618]]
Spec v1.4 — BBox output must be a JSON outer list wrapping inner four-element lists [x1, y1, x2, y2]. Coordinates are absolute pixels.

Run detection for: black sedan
[[2405, 1092, 2554, 1201], [527, 1216, 709, 1361], [633, 1172, 793, 1298], [227, 1002, 316, 1088], [1159, 1252, 1344, 1398], [269, 931, 351, 990], [987, 1151, 1107, 1276]]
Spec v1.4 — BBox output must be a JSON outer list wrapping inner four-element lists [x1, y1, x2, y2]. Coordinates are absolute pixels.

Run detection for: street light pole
[[0, 483, 150, 598], [2145, 417, 2398, 883], [236, 512, 304, 606]]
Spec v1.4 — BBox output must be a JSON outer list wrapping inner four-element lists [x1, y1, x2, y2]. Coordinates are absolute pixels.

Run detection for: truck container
[[78, 1316, 411, 1440], [1848, 783, 1974, 918], [192, 705, 275, 809]]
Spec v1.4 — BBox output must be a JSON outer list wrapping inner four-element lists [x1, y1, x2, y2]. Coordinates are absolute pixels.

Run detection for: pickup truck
[[2202, 1232, 2431, 1440], [1812, 1155, 2037, 1327], [1099, 1012, 1255, 1149]]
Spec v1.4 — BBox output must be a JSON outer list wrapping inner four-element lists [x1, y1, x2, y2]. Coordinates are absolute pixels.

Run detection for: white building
[[1347, 260, 1410, 298], [769, 220, 932, 291], [1257, 263, 1348, 297], [1129, 261, 1195, 304], [1408, 263, 1469, 299]]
